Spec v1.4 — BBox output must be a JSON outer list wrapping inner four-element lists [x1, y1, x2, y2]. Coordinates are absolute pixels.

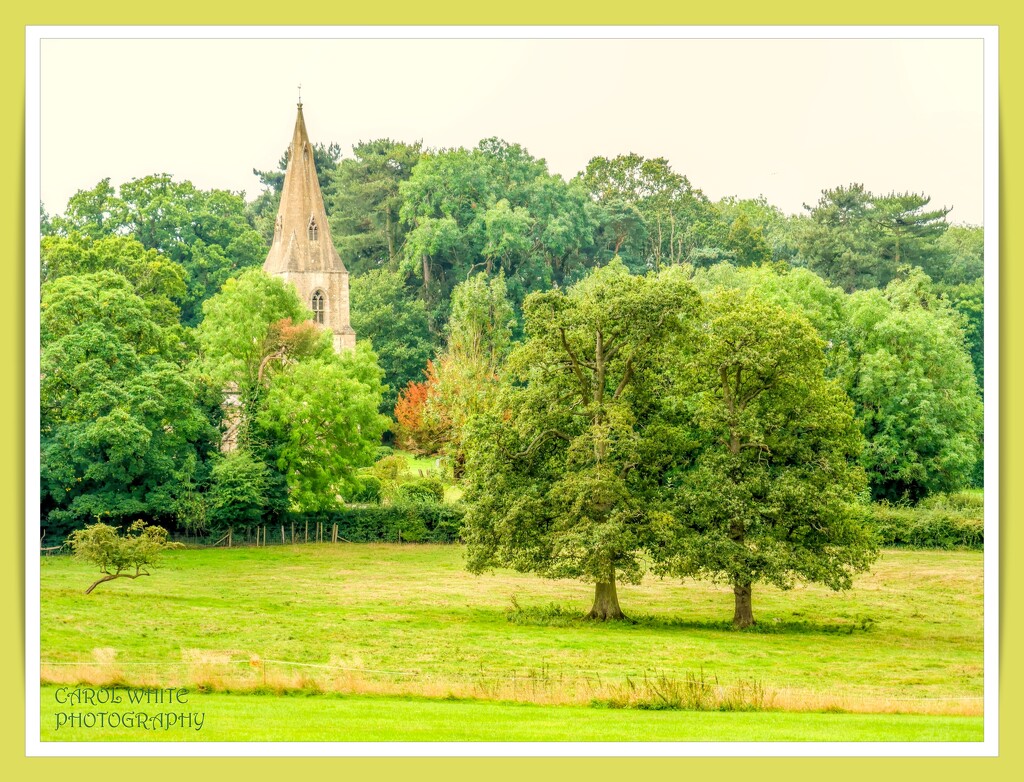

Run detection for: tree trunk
[[733, 582, 755, 628], [587, 575, 625, 621], [85, 572, 149, 595]]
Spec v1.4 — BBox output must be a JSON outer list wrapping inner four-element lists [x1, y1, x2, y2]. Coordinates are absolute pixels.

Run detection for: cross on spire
[[297, 83, 302, 107]]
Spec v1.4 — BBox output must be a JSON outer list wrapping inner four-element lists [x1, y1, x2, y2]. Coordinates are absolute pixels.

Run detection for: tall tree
[[257, 345, 389, 509], [198, 269, 388, 512], [40, 272, 213, 537], [327, 139, 422, 273], [577, 154, 725, 270], [843, 271, 983, 501], [796, 183, 880, 292], [399, 138, 597, 330], [47, 175, 267, 325], [349, 268, 434, 414], [462, 262, 700, 619], [658, 290, 876, 627], [871, 191, 951, 274], [40, 233, 188, 328], [797, 184, 951, 292]]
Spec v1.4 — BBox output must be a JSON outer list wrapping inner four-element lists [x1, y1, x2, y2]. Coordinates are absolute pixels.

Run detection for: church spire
[[263, 102, 355, 353]]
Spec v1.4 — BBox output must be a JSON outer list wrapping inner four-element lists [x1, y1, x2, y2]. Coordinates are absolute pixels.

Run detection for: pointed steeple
[[263, 102, 355, 352], [264, 102, 346, 276]]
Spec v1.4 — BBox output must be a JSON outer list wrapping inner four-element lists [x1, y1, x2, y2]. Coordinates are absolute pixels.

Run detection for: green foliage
[[41, 233, 188, 327], [395, 477, 445, 504], [463, 262, 701, 614], [349, 473, 383, 504], [935, 225, 984, 285], [843, 272, 983, 502], [206, 450, 273, 532], [40, 272, 214, 534], [197, 270, 388, 513], [349, 268, 434, 413], [691, 263, 985, 500], [715, 196, 800, 264], [691, 263, 849, 361], [933, 278, 984, 394], [796, 184, 951, 292], [327, 139, 422, 273], [657, 289, 877, 625], [285, 503, 463, 543], [577, 154, 725, 271], [415, 273, 517, 468], [48, 175, 267, 325], [66, 520, 183, 593], [865, 500, 983, 549], [400, 138, 597, 328], [257, 344, 390, 512], [370, 453, 411, 483], [197, 267, 321, 393]]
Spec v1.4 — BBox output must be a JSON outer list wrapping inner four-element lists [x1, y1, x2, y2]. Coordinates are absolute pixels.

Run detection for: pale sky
[[39, 36, 986, 225]]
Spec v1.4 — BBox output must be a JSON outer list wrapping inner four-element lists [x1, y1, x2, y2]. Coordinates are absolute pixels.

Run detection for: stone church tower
[[263, 101, 356, 353]]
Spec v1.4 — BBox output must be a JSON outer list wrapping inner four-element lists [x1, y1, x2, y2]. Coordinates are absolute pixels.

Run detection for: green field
[[39, 543, 983, 741], [39, 686, 981, 742]]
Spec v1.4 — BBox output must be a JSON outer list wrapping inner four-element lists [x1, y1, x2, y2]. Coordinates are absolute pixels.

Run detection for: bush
[[371, 454, 410, 482], [349, 473, 383, 504], [917, 490, 984, 514], [865, 497, 983, 549], [395, 477, 445, 504]]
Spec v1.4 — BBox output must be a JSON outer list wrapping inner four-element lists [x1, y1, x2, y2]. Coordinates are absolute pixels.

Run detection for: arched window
[[311, 290, 325, 324], [308, 215, 319, 242]]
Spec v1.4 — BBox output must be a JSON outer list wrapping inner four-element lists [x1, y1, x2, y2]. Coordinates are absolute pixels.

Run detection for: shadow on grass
[[506, 599, 876, 635]]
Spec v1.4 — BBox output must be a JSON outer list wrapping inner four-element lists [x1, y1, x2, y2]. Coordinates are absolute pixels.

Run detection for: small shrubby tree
[[656, 289, 877, 627], [67, 520, 183, 594], [206, 450, 272, 534]]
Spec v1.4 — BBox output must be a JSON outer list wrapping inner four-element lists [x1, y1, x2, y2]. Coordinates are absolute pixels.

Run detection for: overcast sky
[[39, 35, 986, 225]]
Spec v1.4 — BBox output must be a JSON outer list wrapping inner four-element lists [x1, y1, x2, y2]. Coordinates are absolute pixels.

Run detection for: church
[[262, 100, 356, 353], [221, 102, 354, 453]]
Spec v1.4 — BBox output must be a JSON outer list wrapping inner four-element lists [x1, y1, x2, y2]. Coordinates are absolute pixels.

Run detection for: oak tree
[[462, 262, 700, 619]]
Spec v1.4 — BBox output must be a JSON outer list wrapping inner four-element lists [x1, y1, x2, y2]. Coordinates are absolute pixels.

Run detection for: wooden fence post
[[228, 527, 233, 548], [281, 525, 285, 545]]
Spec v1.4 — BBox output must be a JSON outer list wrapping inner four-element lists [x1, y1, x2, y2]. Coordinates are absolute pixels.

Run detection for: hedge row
[[865, 500, 983, 549], [284, 500, 464, 543]]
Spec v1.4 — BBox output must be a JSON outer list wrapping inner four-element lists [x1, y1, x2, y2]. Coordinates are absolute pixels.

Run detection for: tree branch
[[559, 327, 593, 395], [512, 429, 573, 460], [612, 356, 636, 400]]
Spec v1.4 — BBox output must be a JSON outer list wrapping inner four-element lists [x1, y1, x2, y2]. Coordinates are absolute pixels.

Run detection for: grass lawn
[[39, 686, 982, 742], [40, 543, 983, 723]]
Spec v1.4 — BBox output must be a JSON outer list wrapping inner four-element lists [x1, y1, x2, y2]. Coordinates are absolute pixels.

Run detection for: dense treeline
[[39, 133, 984, 561]]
